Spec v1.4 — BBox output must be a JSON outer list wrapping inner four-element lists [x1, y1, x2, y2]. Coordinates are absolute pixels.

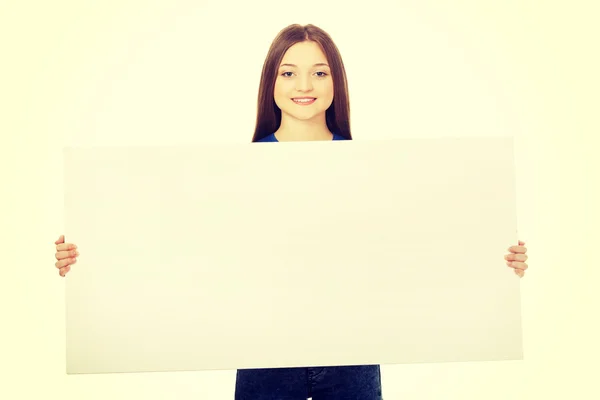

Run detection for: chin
[[292, 110, 319, 118], [290, 113, 324, 121], [282, 107, 327, 120]]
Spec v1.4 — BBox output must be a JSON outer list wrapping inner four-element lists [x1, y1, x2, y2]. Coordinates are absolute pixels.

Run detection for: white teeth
[[293, 98, 315, 103]]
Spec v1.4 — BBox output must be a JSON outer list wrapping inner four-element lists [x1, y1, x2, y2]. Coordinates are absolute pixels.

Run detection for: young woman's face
[[274, 41, 334, 122]]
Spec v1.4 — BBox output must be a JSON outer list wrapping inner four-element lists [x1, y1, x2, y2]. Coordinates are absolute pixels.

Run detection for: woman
[[54, 24, 529, 400]]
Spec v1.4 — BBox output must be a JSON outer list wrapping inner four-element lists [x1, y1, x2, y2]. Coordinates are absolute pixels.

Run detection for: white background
[[2, 0, 599, 399]]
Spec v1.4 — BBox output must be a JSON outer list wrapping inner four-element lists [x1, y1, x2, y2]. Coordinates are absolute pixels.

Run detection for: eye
[[281, 71, 294, 77], [315, 71, 328, 77]]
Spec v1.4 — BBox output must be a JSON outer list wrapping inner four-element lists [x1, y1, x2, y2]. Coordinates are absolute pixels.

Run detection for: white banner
[[64, 137, 522, 374]]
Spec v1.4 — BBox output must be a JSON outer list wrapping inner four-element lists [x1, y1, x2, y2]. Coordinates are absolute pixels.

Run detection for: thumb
[[55, 235, 65, 245]]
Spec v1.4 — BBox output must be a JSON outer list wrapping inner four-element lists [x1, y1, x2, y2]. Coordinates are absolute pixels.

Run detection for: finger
[[55, 235, 65, 245], [59, 265, 71, 277], [55, 249, 80, 260], [518, 240, 526, 246], [504, 253, 528, 262], [55, 258, 77, 269], [515, 268, 524, 278], [56, 243, 77, 252], [506, 261, 528, 270], [508, 245, 527, 254]]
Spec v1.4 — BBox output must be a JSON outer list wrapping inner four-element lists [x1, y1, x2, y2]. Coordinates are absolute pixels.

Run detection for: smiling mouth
[[292, 97, 317, 105]]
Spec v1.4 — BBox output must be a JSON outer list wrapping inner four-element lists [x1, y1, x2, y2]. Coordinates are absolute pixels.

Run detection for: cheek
[[273, 80, 282, 97], [273, 82, 282, 103], [274, 80, 290, 100], [273, 81, 289, 109], [323, 81, 334, 104], [322, 80, 334, 97]]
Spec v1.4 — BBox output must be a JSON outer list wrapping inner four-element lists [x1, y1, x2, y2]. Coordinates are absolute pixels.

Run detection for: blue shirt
[[257, 132, 347, 142]]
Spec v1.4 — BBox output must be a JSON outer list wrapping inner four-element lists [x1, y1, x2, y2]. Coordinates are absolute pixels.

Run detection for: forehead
[[280, 41, 328, 66]]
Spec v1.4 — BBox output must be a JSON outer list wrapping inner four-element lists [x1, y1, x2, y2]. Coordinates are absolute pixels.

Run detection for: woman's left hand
[[505, 240, 528, 278]]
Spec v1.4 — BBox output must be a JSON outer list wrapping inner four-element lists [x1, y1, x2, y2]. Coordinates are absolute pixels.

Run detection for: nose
[[295, 74, 313, 92]]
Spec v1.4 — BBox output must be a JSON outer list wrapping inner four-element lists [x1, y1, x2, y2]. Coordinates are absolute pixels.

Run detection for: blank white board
[[63, 137, 522, 374]]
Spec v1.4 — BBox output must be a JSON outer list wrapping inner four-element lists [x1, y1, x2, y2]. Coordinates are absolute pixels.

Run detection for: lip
[[291, 97, 317, 105]]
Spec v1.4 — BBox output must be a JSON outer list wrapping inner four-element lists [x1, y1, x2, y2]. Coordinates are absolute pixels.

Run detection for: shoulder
[[256, 133, 277, 142], [333, 133, 350, 141]]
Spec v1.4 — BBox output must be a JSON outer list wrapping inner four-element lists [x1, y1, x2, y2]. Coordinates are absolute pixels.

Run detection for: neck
[[275, 114, 333, 142]]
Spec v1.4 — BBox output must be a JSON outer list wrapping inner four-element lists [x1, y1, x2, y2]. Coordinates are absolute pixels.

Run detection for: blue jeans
[[235, 365, 382, 400]]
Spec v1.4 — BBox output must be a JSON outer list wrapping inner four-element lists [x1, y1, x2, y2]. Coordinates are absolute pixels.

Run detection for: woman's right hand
[[55, 235, 79, 277]]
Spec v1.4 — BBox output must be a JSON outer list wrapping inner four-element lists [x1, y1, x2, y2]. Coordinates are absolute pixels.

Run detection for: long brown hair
[[251, 24, 352, 142]]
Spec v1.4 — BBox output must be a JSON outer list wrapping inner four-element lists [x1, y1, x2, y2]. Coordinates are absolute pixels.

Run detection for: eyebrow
[[279, 63, 330, 68]]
